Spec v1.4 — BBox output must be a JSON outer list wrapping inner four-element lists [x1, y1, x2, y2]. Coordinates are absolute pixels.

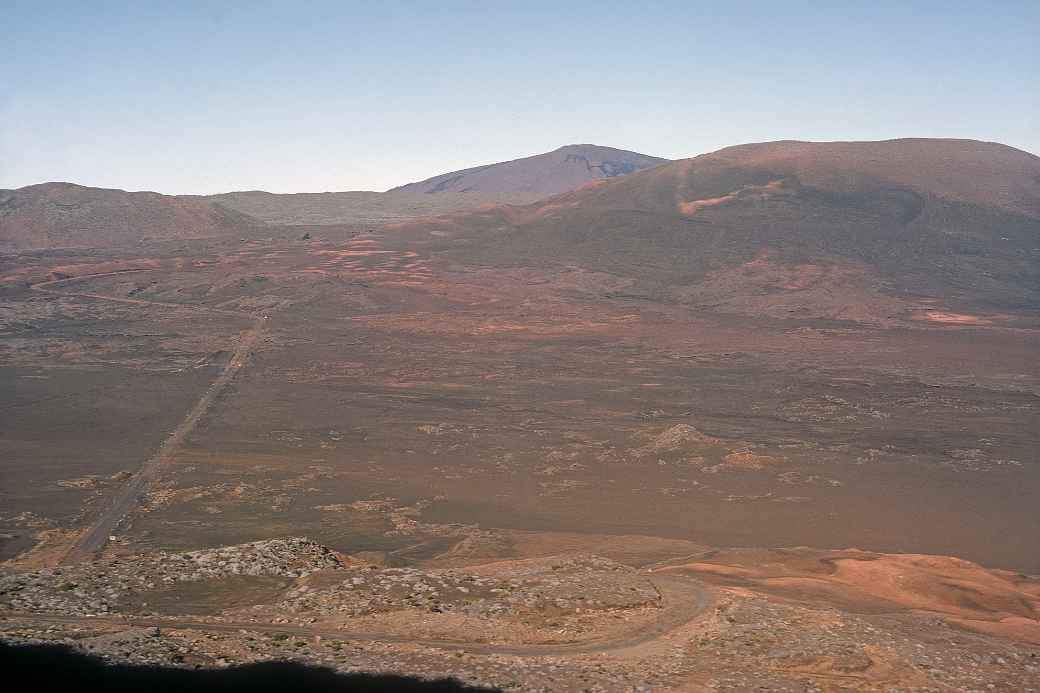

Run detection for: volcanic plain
[[2, 139, 1039, 690]]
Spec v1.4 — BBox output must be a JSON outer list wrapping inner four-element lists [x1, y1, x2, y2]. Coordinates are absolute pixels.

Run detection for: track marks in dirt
[[308, 239, 433, 285]]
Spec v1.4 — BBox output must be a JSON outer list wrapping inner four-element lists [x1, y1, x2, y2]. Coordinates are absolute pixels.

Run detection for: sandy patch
[[723, 448, 785, 469], [665, 547, 1040, 644], [678, 179, 786, 216], [914, 310, 1009, 326]]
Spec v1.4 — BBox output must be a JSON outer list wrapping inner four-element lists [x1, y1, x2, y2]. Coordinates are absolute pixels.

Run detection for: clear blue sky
[[3, 1, 1037, 194]]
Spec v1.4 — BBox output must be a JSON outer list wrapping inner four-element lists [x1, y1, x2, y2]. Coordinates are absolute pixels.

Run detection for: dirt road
[[31, 269, 246, 317], [30, 271, 264, 565], [0, 574, 712, 658], [13, 271, 722, 661]]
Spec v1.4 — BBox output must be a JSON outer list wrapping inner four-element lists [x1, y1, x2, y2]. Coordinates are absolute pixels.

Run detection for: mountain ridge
[[0, 182, 260, 250], [394, 138, 1040, 321]]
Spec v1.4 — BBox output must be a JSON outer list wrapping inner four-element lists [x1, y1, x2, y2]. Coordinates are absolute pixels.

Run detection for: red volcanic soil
[[663, 547, 1040, 644]]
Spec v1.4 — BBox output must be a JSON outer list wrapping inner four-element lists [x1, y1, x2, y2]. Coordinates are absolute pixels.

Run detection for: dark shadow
[[0, 640, 500, 692]]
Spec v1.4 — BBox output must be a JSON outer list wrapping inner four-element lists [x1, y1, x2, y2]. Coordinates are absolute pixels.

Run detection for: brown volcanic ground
[[1, 140, 1039, 688], [389, 144, 669, 195], [0, 183, 262, 250]]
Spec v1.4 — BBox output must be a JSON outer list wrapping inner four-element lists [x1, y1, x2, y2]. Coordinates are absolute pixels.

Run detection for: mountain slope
[[710, 138, 1040, 218], [0, 183, 260, 250], [388, 144, 669, 196], [400, 139, 1040, 321]]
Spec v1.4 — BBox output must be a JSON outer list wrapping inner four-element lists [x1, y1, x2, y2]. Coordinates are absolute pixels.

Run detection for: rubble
[[3, 538, 1038, 691], [0, 538, 341, 615], [258, 554, 658, 623]]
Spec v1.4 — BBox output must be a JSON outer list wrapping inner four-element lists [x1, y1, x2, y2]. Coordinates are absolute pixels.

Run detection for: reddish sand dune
[[662, 548, 1040, 643]]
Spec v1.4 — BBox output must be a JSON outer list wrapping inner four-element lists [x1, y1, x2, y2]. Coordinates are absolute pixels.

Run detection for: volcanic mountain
[[388, 144, 669, 196], [400, 138, 1040, 323], [208, 144, 666, 224], [0, 182, 259, 250]]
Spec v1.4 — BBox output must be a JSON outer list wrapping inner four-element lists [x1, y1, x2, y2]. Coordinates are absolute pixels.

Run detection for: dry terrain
[[1, 138, 1038, 690]]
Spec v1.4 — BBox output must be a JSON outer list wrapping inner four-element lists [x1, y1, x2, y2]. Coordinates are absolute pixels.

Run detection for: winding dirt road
[[0, 574, 712, 658], [30, 270, 264, 565]]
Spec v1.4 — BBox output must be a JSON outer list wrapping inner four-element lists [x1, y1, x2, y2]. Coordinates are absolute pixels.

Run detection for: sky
[[3, 1, 1038, 194]]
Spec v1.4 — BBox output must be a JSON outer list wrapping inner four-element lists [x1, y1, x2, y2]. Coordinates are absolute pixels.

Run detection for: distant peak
[[388, 144, 669, 196], [553, 144, 628, 155]]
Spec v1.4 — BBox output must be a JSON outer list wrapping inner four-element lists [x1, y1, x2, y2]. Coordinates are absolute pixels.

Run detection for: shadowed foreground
[[0, 641, 498, 693]]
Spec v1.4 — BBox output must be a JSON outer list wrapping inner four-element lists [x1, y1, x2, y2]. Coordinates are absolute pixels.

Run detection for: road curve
[[0, 574, 713, 658], [29, 270, 263, 565]]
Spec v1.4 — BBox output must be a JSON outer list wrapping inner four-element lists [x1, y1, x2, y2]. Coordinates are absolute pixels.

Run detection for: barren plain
[[2, 139, 1039, 690]]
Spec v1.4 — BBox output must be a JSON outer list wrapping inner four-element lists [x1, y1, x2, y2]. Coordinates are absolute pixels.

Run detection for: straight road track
[[30, 270, 264, 565]]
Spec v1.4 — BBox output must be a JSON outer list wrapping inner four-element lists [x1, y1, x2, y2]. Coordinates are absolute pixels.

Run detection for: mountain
[[212, 144, 666, 224], [399, 138, 1040, 321], [0, 183, 260, 250], [0, 145, 667, 247], [388, 144, 669, 196]]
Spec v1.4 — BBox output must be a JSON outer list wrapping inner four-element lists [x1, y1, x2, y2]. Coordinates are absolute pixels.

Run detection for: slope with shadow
[[0, 183, 261, 250], [404, 138, 1040, 321], [389, 144, 669, 196]]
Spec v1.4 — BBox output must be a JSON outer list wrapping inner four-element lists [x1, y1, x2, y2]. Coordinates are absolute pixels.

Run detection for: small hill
[[388, 144, 669, 196], [0, 183, 260, 250]]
